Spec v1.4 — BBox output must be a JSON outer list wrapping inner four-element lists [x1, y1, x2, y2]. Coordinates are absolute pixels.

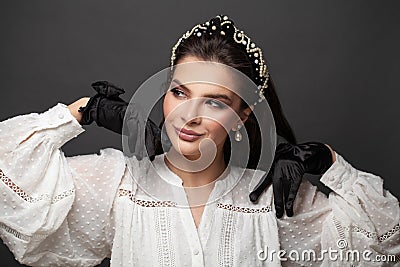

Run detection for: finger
[[249, 166, 273, 203], [145, 120, 159, 160], [273, 168, 284, 218], [285, 183, 296, 217], [285, 167, 303, 217], [281, 172, 291, 216], [127, 119, 139, 158], [123, 106, 139, 155], [126, 110, 144, 159], [285, 183, 300, 217], [135, 118, 146, 161]]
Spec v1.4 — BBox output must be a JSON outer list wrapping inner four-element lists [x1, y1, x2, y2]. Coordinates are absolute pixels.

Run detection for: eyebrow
[[172, 79, 233, 102]]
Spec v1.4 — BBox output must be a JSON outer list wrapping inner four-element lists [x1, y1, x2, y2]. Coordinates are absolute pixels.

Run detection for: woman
[[0, 15, 399, 266]]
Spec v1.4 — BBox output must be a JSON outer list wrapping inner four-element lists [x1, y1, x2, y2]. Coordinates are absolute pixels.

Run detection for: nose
[[179, 99, 202, 126]]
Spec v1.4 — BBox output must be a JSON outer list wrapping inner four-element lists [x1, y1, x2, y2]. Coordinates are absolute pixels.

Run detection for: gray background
[[0, 1, 399, 266]]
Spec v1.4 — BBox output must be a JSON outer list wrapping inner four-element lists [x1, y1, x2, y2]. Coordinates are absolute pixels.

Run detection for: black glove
[[78, 81, 162, 160], [249, 142, 333, 218]]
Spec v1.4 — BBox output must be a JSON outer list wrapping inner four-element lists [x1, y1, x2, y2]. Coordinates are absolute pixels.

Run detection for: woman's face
[[163, 55, 251, 159]]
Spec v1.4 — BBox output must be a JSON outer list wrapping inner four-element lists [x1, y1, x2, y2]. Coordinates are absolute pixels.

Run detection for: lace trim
[[343, 223, 400, 242], [0, 168, 74, 204], [0, 222, 47, 242], [217, 203, 272, 213], [333, 216, 400, 242], [344, 225, 378, 239], [378, 223, 400, 242], [218, 207, 236, 266], [333, 217, 346, 240], [155, 207, 176, 266], [118, 189, 177, 207], [119, 189, 273, 212]]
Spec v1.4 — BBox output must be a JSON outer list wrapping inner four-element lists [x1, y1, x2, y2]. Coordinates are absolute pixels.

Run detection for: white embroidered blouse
[[0, 103, 399, 267]]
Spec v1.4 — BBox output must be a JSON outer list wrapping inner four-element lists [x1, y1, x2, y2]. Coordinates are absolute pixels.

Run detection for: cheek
[[163, 94, 176, 120], [207, 110, 237, 132], [163, 95, 181, 139], [206, 120, 230, 143]]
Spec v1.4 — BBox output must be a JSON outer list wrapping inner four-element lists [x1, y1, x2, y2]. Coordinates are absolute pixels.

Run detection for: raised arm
[[319, 150, 400, 265], [276, 150, 400, 266], [67, 97, 90, 124], [0, 102, 124, 266], [77, 80, 165, 160]]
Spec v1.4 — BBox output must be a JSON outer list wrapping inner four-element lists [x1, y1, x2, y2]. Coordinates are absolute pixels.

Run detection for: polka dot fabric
[[0, 103, 399, 266]]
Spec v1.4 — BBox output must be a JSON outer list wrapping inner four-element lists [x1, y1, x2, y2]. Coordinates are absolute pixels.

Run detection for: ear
[[239, 105, 253, 124]]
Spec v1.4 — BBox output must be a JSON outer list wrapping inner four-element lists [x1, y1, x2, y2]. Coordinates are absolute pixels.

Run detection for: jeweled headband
[[170, 14, 269, 106]]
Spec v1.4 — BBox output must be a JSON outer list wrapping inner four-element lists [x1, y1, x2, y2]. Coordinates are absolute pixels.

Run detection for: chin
[[172, 140, 202, 157]]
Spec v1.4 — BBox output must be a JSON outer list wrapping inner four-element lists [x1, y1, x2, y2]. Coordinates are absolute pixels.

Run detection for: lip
[[174, 126, 204, 142], [178, 127, 202, 136]]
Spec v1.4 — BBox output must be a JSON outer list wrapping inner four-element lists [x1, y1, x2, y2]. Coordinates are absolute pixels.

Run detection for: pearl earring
[[233, 124, 242, 142]]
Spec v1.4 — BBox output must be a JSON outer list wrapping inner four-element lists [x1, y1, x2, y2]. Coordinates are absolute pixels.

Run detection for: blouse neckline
[[153, 153, 243, 204]]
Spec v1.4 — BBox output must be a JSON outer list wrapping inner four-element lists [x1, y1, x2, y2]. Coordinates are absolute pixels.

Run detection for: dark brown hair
[[164, 24, 297, 168]]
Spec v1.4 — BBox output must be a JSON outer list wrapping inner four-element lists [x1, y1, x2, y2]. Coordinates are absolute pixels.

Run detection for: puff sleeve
[[0, 103, 125, 266], [319, 151, 400, 266], [276, 151, 400, 266]]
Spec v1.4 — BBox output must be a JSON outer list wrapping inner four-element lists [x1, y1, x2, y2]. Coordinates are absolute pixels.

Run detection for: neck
[[164, 146, 227, 188]]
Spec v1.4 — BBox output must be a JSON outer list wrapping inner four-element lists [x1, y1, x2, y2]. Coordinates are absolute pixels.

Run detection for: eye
[[206, 99, 228, 109], [170, 87, 186, 98]]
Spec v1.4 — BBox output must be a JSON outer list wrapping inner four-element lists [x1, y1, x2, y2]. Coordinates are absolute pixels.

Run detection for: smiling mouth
[[174, 126, 204, 142]]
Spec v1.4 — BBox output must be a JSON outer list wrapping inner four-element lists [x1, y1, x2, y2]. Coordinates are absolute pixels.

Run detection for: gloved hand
[[249, 142, 334, 218], [78, 81, 163, 160]]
